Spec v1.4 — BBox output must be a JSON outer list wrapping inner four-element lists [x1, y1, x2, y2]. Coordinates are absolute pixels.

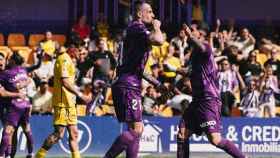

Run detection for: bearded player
[[103, 1, 164, 158], [176, 25, 246, 158]]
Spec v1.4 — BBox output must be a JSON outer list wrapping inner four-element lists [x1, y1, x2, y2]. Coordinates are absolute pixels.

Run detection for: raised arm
[[182, 24, 206, 52], [25, 50, 43, 73], [149, 19, 164, 46]]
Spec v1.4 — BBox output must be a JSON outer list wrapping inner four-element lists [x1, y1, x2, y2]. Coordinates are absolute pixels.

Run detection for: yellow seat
[[11, 46, 32, 64], [276, 107, 280, 115], [0, 33, 4, 46], [52, 34, 66, 46], [7, 33, 26, 47], [28, 34, 45, 47], [0, 46, 12, 58]]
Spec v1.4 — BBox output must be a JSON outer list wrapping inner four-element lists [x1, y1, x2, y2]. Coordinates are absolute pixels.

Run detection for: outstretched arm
[[182, 24, 206, 52]]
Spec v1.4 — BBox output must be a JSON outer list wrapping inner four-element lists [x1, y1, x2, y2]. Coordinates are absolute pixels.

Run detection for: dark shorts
[[0, 105, 6, 124], [112, 85, 142, 123], [181, 99, 222, 135], [5, 106, 30, 127]]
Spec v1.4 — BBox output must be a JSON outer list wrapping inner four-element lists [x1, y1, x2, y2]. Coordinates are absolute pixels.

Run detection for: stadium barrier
[[1, 116, 280, 156]]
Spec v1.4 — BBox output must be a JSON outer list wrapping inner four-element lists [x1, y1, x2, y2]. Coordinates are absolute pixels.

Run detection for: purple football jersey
[[190, 44, 220, 100], [1, 66, 30, 108], [115, 21, 151, 89]]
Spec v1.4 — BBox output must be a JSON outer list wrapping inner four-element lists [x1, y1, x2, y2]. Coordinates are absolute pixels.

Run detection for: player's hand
[[216, 19, 221, 27], [152, 19, 161, 31], [17, 93, 27, 99], [182, 24, 192, 37], [81, 95, 92, 105]]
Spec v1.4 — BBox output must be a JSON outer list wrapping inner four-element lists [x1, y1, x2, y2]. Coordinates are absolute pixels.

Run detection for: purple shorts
[[182, 99, 222, 135], [112, 85, 142, 123], [5, 106, 30, 127]]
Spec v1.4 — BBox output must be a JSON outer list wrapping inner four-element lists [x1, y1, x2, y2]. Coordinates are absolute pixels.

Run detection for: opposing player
[[35, 47, 89, 158], [103, 1, 164, 158], [176, 25, 246, 158]]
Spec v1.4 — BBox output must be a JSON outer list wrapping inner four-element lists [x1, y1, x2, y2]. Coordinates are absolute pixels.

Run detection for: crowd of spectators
[[17, 14, 280, 118]]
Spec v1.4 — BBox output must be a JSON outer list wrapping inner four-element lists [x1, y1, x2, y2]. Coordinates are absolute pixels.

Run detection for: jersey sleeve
[[58, 57, 71, 78]]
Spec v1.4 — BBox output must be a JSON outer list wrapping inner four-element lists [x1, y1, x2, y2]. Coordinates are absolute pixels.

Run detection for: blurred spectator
[[239, 80, 261, 117], [259, 65, 278, 117], [90, 38, 117, 83], [171, 29, 188, 64], [76, 46, 92, 86], [96, 14, 109, 38], [151, 33, 170, 64], [86, 38, 117, 105], [33, 53, 54, 87], [264, 48, 280, 79], [239, 51, 262, 81], [218, 59, 239, 116], [229, 28, 256, 59], [142, 86, 159, 116], [72, 15, 91, 40], [32, 79, 52, 115], [163, 43, 182, 83], [39, 31, 59, 57]]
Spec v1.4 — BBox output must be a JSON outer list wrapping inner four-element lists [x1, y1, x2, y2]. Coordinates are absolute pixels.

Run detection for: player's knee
[[177, 128, 187, 140], [208, 134, 222, 146], [69, 129, 79, 141], [5, 125, 15, 135], [48, 131, 63, 144], [132, 122, 144, 135]]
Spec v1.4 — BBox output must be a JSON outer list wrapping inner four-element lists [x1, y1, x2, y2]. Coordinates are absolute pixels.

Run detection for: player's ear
[[137, 11, 142, 19]]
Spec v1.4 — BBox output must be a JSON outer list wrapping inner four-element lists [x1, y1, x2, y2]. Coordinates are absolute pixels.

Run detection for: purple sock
[[11, 131, 18, 158], [24, 131, 34, 154], [125, 130, 140, 158], [104, 129, 139, 158], [5, 144, 11, 157], [216, 139, 245, 158], [0, 131, 10, 156], [177, 136, 189, 158]]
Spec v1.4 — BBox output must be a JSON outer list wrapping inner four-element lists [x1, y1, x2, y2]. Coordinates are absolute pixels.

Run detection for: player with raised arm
[[35, 47, 90, 158], [103, 1, 164, 158], [176, 24, 246, 158]]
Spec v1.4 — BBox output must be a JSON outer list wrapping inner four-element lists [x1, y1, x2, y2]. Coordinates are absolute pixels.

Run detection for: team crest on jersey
[[200, 120, 216, 128]]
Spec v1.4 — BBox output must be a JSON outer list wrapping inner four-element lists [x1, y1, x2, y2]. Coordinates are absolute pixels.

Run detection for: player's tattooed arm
[[149, 19, 164, 45]]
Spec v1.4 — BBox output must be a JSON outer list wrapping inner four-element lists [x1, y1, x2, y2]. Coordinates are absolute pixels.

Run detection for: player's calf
[[68, 125, 81, 158], [207, 132, 245, 158], [22, 125, 34, 157], [177, 126, 190, 158], [0, 125, 15, 157]]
